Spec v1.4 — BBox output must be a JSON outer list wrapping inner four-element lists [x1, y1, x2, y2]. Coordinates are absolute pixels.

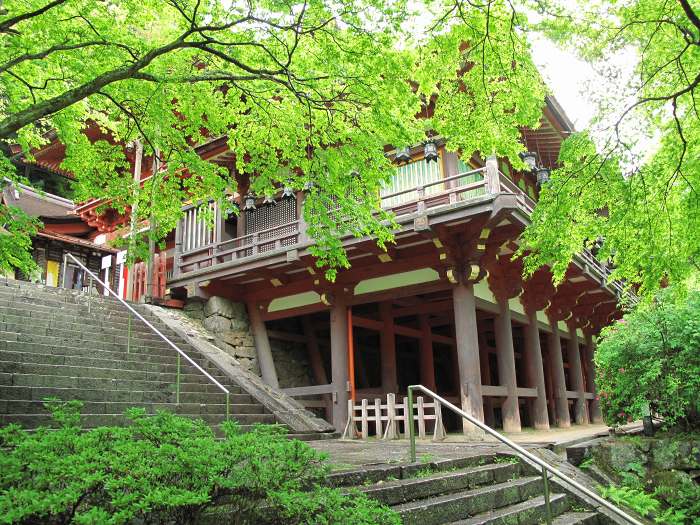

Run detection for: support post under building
[[523, 309, 550, 430], [248, 303, 280, 389], [547, 317, 571, 428], [494, 298, 522, 433], [567, 322, 589, 425], [330, 300, 350, 431], [452, 281, 484, 435]]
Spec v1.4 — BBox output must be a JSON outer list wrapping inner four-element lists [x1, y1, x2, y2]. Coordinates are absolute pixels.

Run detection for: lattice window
[[381, 158, 443, 208], [245, 198, 298, 253]]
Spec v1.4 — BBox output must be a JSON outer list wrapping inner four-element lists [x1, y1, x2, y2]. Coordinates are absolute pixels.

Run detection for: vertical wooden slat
[[417, 396, 426, 439], [360, 398, 369, 438], [374, 398, 383, 437]]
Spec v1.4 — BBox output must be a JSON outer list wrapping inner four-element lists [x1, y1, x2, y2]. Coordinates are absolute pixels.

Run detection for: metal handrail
[[406, 384, 643, 525], [62, 253, 231, 418]]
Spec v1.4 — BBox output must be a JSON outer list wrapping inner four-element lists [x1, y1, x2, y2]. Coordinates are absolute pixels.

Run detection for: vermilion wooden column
[[585, 332, 604, 423], [493, 297, 522, 432], [567, 322, 589, 425], [379, 302, 398, 394], [330, 299, 349, 430], [547, 316, 571, 428], [452, 281, 485, 435], [419, 314, 436, 391], [247, 303, 280, 389]]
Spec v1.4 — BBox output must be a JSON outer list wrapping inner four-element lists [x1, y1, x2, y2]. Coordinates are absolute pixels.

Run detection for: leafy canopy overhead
[[519, 0, 700, 295], [0, 0, 546, 278]]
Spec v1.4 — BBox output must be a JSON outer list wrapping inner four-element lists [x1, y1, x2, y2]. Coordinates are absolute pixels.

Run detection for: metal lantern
[[303, 180, 314, 193], [350, 170, 360, 179], [424, 141, 438, 163], [243, 193, 256, 211], [282, 186, 295, 200], [224, 196, 239, 217], [263, 194, 277, 206], [536, 167, 550, 188], [395, 147, 411, 164], [519, 151, 538, 172]]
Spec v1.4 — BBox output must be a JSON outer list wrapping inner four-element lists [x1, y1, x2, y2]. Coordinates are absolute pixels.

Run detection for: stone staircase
[[201, 452, 606, 524], [328, 454, 604, 525], [0, 279, 331, 439]]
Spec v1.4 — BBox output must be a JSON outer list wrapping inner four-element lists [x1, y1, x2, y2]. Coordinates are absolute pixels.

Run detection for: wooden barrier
[[342, 393, 446, 441]]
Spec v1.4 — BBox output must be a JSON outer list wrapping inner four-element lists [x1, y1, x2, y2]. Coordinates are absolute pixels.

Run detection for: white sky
[[530, 36, 598, 131]]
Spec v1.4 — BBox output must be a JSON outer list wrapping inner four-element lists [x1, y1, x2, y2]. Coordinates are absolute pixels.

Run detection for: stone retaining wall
[[182, 296, 260, 375]]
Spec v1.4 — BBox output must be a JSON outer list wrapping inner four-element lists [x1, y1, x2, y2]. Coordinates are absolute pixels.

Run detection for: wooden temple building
[[15, 96, 623, 435]]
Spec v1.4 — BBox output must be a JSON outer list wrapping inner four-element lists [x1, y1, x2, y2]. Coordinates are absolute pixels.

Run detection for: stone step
[[0, 361, 232, 386], [0, 339, 215, 365], [3, 372, 241, 394], [549, 512, 600, 525], [0, 385, 254, 405], [0, 326, 171, 349], [395, 476, 544, 525], [449, 494, 571, 525], [328, 455, 500, 488], [0, 296, 139, 318], [2, 412, 277, 428], [0, 350, 230, 378], [0, 331, 178, 354], [361, 463, 520, 506], [0, 308, 171, 334], [0, 399, 267, 416], [0, 298, 168, 328], [285, 431, 340, 441], [0, 319, 167, 344], [0, 306, 177, 336]]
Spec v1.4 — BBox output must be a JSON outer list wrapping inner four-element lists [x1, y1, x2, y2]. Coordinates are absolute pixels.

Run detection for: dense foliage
[[0, 0, 545, 278], [520, 0, 700, 295], [595, 287, 700, 430], [0, 400, 399, 524], [591, 435, 700, 524], [0, 205, 39, 278]]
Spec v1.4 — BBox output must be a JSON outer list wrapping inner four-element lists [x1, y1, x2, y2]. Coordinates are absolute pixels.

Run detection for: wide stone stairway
[[0, 279, 328, 439], [201, 452, 606, 524]]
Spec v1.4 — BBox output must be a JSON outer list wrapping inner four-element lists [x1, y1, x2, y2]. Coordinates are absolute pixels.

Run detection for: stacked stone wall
[[182, 296, 259, 375]]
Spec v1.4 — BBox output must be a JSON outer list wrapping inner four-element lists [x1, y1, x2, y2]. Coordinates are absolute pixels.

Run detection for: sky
[[530, 36, 598, 131]]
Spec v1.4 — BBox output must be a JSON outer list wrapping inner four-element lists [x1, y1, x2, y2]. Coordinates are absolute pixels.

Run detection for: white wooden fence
[[341, 393, 446, 441]]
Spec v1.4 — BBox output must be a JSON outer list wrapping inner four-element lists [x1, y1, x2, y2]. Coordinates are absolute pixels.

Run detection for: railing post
[[485, 156, 501, 194], [87, 275, 92, 313], [407, 386, 416, 462], [252, 233, 259, 255], [127, 311, 131, 354], [542, 465, 553, 525], [226, 391, 230, 421], [176, 353, 181, 405], [416, 186, 426, 213], [173, 217, 183, 278]]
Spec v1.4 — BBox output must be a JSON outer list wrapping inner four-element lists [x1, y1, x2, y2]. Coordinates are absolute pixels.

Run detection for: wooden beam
[[352, 315, 456, 345]]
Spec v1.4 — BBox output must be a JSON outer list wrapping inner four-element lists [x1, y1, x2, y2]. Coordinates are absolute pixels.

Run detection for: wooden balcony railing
[[172, 160, 620, 296]]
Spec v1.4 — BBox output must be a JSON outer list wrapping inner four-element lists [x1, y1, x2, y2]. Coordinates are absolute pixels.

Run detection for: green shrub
[[595, 287, 700, 430], [0, 400, 399, 524]]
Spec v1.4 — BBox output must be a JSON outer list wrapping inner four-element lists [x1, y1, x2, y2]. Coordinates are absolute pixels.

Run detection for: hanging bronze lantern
[[395, 147, 411, 164], [282, 186, 295, 200], [243, 193, 256, 211], [519, 151, 538, 172], [536, 167, 550, 188], [263, 194, 276, 206], [424, 141, 438, 163]]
